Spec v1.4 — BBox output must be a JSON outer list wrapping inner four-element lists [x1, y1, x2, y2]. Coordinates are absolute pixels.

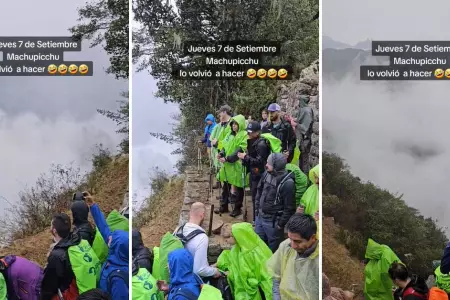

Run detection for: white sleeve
[[192, 234, 216, 278]]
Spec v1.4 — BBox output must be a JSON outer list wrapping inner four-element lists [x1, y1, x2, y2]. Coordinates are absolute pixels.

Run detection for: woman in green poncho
[[217, 222, 273, 300], [218, 114, 248, 217]]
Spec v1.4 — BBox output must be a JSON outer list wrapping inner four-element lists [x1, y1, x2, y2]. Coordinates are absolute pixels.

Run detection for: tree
[[70, 0, 129, 79], [71, 0, 130, 153], [97, 92, 129, 153], [134, 0, 319, 170]]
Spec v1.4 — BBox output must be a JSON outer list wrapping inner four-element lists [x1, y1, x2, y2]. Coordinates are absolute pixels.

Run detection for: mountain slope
[[0, 155, 129, 266]]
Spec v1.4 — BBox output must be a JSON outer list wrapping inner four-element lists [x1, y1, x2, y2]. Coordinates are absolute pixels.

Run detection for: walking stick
[[242, 166, 248, 222]]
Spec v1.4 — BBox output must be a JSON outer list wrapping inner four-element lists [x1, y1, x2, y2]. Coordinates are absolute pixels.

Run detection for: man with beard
[[255, 153, 296, 252], [267, 213, 319, 300], [174, 202, 221, 280], [264, 103, 297, 163]]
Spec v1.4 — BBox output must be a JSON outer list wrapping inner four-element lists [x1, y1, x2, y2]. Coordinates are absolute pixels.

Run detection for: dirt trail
[[323, 217, 365, 299]]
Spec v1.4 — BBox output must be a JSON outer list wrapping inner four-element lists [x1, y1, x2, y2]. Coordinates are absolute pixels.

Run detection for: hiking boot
[[214, 205, 229, 214], [229, 193, 236, 204], [230, 209, 242, 218]]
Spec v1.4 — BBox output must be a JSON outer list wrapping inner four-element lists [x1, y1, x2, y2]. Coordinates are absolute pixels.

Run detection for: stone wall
[[277, 59, 319, 174]]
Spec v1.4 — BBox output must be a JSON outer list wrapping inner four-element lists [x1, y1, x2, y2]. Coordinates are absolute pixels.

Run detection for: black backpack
[[107, 269, 129, 294], [173, 223, 206, 246]]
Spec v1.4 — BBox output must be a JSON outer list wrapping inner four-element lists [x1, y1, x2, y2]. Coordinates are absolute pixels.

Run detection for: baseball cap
[[267, 103, 281, 112], [246, 121, 261, 133], [217, 104, 232, 114]]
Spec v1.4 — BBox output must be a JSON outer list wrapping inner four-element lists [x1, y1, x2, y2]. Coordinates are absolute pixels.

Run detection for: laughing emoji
[[257, 69, 267, 79], [58, 64, 67, 75], [68, 64, 78, 74], [48, 64, 57, 75], [79, 64, 89, 75], [278, 68, 288, 79], [434, 68, 444, 79], [247, 68, 256, 79], [445, 69, 450, 79], [267, 68, 277, 79]]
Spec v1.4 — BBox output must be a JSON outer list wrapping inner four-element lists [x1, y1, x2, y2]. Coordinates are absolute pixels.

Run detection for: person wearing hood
[[389, 262, 429, 300], [71, 200, 95, 246], [157, 249, 202, 300], [0, 255, 43, 300], [132, 229, 153, 274], [200, 114, 217, 158], [41, 213, 85, 300], [217, 114, 248, 217], [216, 222, 273, 300], [255, 152, 296, 252], [85, 193, 129, 300]]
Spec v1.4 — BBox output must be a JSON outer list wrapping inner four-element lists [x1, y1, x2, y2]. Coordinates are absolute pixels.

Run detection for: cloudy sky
[[0, 1, 127, 214], [323, 0, 450, 232], [323, 0, 450, 45]]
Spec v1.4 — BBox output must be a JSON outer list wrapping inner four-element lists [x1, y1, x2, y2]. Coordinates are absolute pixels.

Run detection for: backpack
[[107, 269, 129, 295], [0, 272, 6, 300], [274, 171, 295, 206], [260, 133, 282, 153], [132, 266, 160, 300], [91, 228, 109, 264], [403, 287, 449, 300], [67, 240, 101, 293], [172, 283, 223, 300], [173, 224, 206, 246]]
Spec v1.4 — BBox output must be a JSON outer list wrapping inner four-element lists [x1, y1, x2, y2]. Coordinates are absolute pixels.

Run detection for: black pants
[[221, 182, 244, 210], [250, 175, 261, 222]]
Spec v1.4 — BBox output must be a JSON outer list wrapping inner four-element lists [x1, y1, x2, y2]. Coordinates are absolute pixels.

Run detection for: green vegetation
[[323, 152, 447, 277], [71, 0, 130, 153], [133, 0, 318, 171]]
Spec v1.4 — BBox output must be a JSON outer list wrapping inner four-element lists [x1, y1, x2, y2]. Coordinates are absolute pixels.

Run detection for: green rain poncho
[[300, 164, 319, 216], [364, 239, 401, 300], [285, 163, 308, 207], [0, 272, 6, 300], [106, 210, 129, 232], [217, 222, 273, 300], [158, 232, 183, 283], [260, 133, 282, 153], [218, 115, 248, 188], [210, 122, 222, 170], [267, 238, 319, 300]]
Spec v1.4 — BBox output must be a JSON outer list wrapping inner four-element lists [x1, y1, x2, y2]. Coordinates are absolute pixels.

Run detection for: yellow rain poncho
[[267, 238, 319, 300], [217, 222, 273, 300]]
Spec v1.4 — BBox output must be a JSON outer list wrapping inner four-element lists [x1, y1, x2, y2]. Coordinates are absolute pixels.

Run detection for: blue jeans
[[255, 215, 284, 253]]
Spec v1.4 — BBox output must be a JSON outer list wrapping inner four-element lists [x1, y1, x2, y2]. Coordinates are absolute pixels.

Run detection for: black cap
[[246, 121, 261, 133]]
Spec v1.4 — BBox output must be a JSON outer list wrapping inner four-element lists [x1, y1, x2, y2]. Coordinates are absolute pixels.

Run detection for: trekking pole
[[57, 289, 64, 300], [242, 166, 248, 222], [208, 204, 214, 236]]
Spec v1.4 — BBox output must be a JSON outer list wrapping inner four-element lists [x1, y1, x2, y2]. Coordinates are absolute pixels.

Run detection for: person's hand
[[213, 268, 222, 278], [83, 191, 95, 206], [219, 157, 226, 163], [297, 206, 305, 214], [211, 263, 217, 268], [157, 280, 169, 292], [237, 152, 246, 160], [212, 139, 218, 146]]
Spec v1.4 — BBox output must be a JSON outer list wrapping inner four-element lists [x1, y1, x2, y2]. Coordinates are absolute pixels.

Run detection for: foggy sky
[[323, 0, 450, 45], [131, 70, 179, 205], [323, 0, 450, 232], [0, 1, 127, 213]]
